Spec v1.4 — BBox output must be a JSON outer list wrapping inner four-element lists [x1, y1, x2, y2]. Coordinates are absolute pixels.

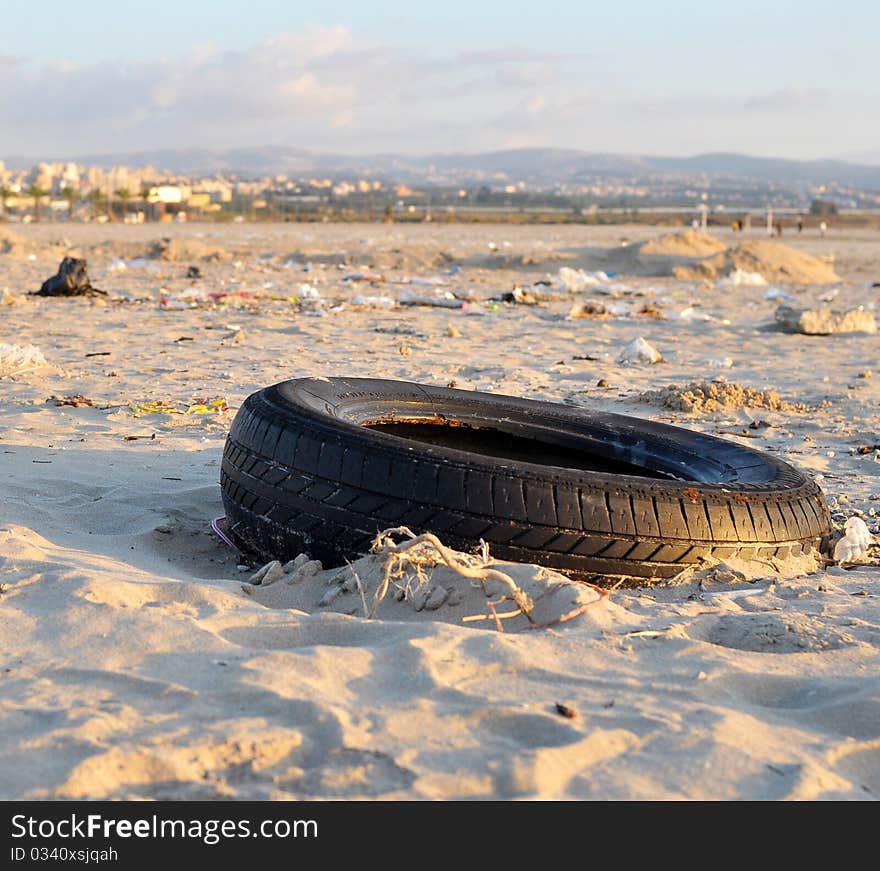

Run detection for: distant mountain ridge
[[5, 147, 880, 188]]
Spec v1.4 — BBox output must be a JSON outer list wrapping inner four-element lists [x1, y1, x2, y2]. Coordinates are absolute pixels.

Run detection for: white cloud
[[0, 25, 873, 160]]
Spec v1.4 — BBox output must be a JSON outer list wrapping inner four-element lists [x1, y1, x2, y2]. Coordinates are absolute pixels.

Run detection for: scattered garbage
[[775, 305, 877, 335], [568, 299, 636, 319], [833, 517, 874, 564], [764, 287, 797, 302], [568, 300, 612, 319], [617, 336, 663, 364], [0, 343, 49, 378], [706, 357, 734, 369], [52, 394, 94, 407], [350, 295, 396, 308], [294, 283, 321, 301], [32, 257, 105, 297], [495, 287, 538, 305], [108, 257, 154, 272], [676, 306, 715, 322], [398, 288, 463, 308], [554, 267, 609, 292], [127, 398, 229, 417], [718, 268, 768, 287]]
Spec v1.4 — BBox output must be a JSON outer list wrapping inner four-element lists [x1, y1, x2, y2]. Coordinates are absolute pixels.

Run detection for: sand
[[1, 221, 878, 800]]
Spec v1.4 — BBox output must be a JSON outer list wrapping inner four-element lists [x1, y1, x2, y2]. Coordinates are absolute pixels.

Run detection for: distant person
[[819, 220, 828, 237], [797, 217, 804, 233], [776, 220, 783, 238], [691, 218, 699, 230]]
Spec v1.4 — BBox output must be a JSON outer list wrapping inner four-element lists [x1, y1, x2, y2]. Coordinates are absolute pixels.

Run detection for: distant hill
[[6, 147, 880, 189]]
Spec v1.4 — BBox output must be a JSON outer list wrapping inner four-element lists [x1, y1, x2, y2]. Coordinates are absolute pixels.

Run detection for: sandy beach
[[1, 220, 878, 800]]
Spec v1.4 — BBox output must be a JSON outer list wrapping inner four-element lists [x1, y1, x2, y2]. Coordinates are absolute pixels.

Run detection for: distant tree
[[475, 185, 492, 204], [0, 185, 11, 221], [115, 187, 131, 221], [61, 186, 78, 222], [140, 183, 153, 221], [809, 199, 838, 217], [88, 188, 107, 221], [27, 184, 48, 222]]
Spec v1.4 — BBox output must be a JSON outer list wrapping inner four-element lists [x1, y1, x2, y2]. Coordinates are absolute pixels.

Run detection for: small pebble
[[249, 560, 282, 585], [260, 561, 285, 586], [318, 586, 343, 607], [423, 586, 450, 611], [410, 584, 431, 612]]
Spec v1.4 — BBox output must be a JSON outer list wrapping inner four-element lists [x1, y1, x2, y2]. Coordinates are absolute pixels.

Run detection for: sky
[[1, 1, 878, 163]]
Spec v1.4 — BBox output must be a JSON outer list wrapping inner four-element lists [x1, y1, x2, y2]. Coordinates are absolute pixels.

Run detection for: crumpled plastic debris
[[677, 306, 715, 322], [617, 336, 663, 364], [0, 343, 49, 377], [397, 288, 463, 308], [127, 398, 228, 417], [833, 516, 874, 563], [350, 295, 396, 308], [33, 257, 105, 297], [706, 356, 734, 369], [554, 267, 609, 292], [718, 269, 768, 287], [294, 283, 321, 300], [109, 258, 154, 272], [764, 287, 797, 302]]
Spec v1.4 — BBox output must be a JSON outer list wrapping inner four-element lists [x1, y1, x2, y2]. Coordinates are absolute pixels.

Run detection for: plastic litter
[[764, 287, 797, 302], [32, 257, 105, 297], [108, 258, 154, 271], [0, 343, 48, 377], [398, 289, 463, 308], [127, 398, 228, 417], [618, 337, 663, 364], [677, 306, 715, 322], [295, 283, 321, 300], [554, 267, 609, 292], [833, 517, 874, 563], [718, 269, 768, 287], [350, 295, 396, 308]]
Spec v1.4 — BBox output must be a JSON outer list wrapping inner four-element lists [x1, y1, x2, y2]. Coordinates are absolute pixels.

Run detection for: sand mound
[[246, 529, 604, 631], [639, 230, 727, 259], [149, 237, 229, 262], [0, 227, 29, 257], [611, 233, 838, 284], [285, 246, 457, 273], [641, 380, 809, 413], [715, 241, 839, 285]]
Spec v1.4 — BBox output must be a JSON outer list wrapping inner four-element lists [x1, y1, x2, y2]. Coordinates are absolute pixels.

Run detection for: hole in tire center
[[363, 420, 678, 479]]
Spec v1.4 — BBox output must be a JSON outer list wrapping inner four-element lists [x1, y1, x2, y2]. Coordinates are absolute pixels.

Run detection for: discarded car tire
[[220, 377, 831, 580]]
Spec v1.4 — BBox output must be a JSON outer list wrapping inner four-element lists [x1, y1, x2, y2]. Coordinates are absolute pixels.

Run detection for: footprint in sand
[[707, 672, 880, 741], [687, 613, 854, 654]]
